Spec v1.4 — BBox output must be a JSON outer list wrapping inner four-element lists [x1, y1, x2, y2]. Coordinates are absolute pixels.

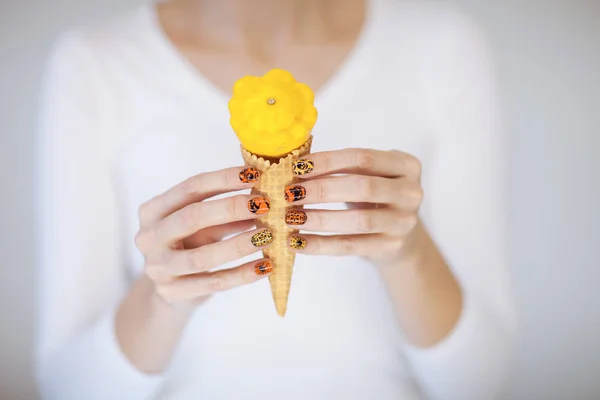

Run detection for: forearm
[[377, 221, 462, 347], [115, 275, 196, 373]]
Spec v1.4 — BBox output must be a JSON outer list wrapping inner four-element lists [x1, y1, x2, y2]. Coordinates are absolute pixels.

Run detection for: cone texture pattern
[[241, 137, 313, 317]]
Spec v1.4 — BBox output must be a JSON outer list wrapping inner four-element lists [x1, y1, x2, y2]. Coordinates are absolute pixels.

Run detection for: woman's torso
[[84, 0, 451, 397]]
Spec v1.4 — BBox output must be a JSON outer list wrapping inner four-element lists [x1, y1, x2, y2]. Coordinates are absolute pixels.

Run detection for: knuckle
[[317, 182, 328, 202], [186, 249, 207, 273], [309, 238, 321, 254], [404, 184, 424, 206], [336, 236, 356, 255], [414, 186, 424, 204], [134, 227, 156, 251], [405, 213, 419, 230], [138, 200, 153, 222], [240, 267, 254, 284], [182, 203, 204, 226], [321, 153, 332, 172], [182, 176, 201, 197], [356, 176, 375, 198], [355, 149, 375, 170], [405, 154, 422, 176], [232, 239, 247, 260], [206, 275, 228, 293], [154, 285, 174, 304], [134, 230, 146, 251], [223, 168, 234, 188], [356, 212, 373, 233], [144, 261, 163, 281], [225, 197, 240, 219], [391, 237, 405, 254], [313, 212, 327, 230]]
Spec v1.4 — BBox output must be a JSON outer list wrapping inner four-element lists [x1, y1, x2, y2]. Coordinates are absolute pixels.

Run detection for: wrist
[[372, 220, 427, 270], [147, 280, 199, 322]]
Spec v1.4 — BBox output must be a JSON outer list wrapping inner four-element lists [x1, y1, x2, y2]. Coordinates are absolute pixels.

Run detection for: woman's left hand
[[284, 148, 424, 264]]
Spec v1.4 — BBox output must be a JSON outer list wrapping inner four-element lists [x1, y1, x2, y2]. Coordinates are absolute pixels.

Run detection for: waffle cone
[[241, 137, 313, 317]]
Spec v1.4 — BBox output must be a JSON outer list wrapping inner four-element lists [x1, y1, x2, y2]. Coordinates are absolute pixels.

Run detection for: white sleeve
[[34, 32, 165, 400], [403, 12, 518, 400]]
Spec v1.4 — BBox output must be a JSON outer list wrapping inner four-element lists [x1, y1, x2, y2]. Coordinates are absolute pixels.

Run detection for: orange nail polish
[[255, 260, 273, 275], [248, 197, 270, 214]]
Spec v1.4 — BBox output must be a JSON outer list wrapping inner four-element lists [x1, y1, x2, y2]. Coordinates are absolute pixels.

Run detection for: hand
[[283, 149, 423, 264], [134, 166, 275, 307]]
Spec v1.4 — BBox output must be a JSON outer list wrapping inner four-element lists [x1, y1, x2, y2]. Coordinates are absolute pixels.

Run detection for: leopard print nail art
[[289, 235, 307, 250], [285, 210, 307, 225], [251, 229, 274, 247], [254, 260, 273, 275], [293, 159, 314, 175], [239, 167, 260, 183]]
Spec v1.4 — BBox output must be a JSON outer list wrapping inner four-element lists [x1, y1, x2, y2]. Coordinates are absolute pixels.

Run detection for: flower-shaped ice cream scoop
[[229, 68, 318, 158]]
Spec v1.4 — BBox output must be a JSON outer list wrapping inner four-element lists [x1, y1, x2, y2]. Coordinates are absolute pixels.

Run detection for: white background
[[0, 0, 598, 399]]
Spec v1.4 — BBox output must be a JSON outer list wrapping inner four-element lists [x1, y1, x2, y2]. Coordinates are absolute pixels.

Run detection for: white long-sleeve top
[[35, 1, 517, 399]]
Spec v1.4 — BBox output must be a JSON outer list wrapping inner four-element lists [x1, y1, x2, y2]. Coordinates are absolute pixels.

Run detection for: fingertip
[[247, 196, 271, 215], [239, 167, 261, 184], [285, 209, 307, 226], [288, 235, 307, 250], [292, 159, 315, 176], [250, 229, 274, 247], [254, 259, 273, 276]]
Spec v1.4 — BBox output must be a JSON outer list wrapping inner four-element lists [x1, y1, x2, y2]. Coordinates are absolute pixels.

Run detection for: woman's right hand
[[134, 166, 274, 307]]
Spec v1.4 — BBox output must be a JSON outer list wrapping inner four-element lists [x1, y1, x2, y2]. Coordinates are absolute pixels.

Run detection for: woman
[[35, 0, 516, 399]]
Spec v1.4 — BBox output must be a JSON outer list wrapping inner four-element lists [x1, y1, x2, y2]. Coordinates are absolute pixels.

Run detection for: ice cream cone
[[241, 137, 313, 317], [229, 68, 317, 316]]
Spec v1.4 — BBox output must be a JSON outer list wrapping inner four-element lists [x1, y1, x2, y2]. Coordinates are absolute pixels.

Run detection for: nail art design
[[293, 159, 314, 175], [285, 210, 307, 225], [239, 167, 260, 183], [248, 197, 270, 214], [284, 185, 306, 202], [254, 260, 273, 275], [251, 229, 274, 247], [289, 235, 307, 250]]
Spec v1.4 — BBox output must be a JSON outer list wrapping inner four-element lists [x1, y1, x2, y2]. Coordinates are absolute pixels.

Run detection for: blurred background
[[1, 0, 598, 399]]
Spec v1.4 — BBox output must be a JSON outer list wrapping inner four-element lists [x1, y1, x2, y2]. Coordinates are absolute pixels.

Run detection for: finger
[[154, 228, 274, 277], [284, 175, 422, 208], [291, 148, 421, 180], [155, 258, 272, 303], [154, 195, 270, 246], [139, 166, 261, 226], [183, 219, 256, 248], [285, 208, 418, 235], [287, 233, 402, 257]]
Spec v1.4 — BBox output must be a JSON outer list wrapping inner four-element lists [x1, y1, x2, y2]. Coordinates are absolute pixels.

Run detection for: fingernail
[[289, 235, 307, 250], [251, 229, 274, 247], [285, 210, 307, 225], [284, 185, 306, 202], [248, 197, 270, 214], [239, 167, 260, 183], [293, 159, 314, 175], [254, 260, 273, 276]]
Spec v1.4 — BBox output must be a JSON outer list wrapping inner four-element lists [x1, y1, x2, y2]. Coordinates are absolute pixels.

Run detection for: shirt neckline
[[142, 0, 382, 106]]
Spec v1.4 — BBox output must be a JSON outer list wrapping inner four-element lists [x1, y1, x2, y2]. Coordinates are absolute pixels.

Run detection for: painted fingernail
[[254, 260, 273, 276], [239, 167, 260, 183], [251, 229, 274, 247], [284, 185, 306, 202], [285, 210, 307, 225], [289, 235, 307, 250], [248, 197, 270, 214], [293, 159, 314, 175]]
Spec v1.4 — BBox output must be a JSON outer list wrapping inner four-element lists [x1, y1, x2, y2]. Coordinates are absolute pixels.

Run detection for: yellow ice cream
[[228, 69, 318, 158]]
